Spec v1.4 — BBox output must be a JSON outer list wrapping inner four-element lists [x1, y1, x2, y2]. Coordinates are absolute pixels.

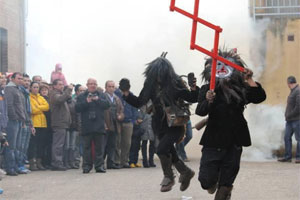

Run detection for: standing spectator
[[4, 72, 26, 176], [28, 82, 49, 170], [17, 74, 34, 173], [39, 84, 52, 169], [140, 108, 156, 168], [0, 74, 8, 134], [278, 76, 300, 163], [128, 108, 143, 168], [115, 88, 137, 168], [32, 75, 42, 84], [104, 80, 124, 169], [75, 78, 110, 173], [49, 79, 73, 171], [72, 84, 86, 168], [50, 63, 68, 86], [65, 90, 80, 169], [176, 120, 193, 162]]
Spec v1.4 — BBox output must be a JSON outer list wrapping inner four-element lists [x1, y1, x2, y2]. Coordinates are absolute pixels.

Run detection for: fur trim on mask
[[201, 48, 248, 104]]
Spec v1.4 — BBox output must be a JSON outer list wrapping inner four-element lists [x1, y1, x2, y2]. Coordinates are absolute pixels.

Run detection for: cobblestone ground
[[0, 157, 299, 200]]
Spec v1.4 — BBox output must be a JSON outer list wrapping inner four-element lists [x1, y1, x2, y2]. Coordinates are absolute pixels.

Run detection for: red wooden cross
[[170, 0, 245, 90]]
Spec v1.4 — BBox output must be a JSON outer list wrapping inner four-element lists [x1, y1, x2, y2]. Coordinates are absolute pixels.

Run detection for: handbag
[[162, 98, 191, 127]]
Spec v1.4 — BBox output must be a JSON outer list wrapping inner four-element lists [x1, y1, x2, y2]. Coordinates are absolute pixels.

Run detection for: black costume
[[122, 54, 199, 192], [195, 49, 266, 200]]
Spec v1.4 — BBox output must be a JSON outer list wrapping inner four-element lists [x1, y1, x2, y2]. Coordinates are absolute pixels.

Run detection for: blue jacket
[[0, 88, 8, 131], [115, 89, 137, 124]]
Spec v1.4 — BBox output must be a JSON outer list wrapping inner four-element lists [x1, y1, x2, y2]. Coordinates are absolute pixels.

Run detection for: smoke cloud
[[27, 0, 284, 161]]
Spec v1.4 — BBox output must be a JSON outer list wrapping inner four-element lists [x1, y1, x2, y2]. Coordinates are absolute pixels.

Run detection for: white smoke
[[27, 0, 285, 161], [242, 104, 285, 161]]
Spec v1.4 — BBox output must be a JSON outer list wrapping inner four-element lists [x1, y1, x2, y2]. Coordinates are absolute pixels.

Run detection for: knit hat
[[287, 76, 297, 84]]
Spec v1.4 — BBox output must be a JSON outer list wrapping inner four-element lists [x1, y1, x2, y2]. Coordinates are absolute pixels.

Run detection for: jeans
[[176, 121, 193, 160], [105, 130, 117, 167], [17, 125, 31, 167], [129, 131, 141, 164], [4, 120, 21, 172], [284, 120, 300, 160], [65, 130, 78, 151]]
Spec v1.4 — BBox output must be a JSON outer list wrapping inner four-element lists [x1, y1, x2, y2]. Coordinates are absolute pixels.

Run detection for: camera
[[88, 93, 97, 98]]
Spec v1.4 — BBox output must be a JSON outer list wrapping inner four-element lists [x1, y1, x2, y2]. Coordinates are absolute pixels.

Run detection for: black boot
[[158, 155, 175, 192], [174, 159, 195, 191], [36, 158, 46, 170], [142, 142, 149, 168], [149, 141, 156, 167], [214, 186, 233, 200]]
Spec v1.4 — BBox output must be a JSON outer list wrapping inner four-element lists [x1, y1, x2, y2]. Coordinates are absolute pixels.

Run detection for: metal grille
[[251, 0, 300, 19]]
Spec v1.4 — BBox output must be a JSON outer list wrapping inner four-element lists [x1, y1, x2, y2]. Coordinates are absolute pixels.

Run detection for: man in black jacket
[[196, 49, 266, 200], [75, 78, 110, 173]]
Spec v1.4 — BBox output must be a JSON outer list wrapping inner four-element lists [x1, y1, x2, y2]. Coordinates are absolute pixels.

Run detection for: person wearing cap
[[278, 76, 300, 163]]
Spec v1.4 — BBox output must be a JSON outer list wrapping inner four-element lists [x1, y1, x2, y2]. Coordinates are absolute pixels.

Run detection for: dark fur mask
[[142, 54, 187, 106], [201, 49, 248, 104]]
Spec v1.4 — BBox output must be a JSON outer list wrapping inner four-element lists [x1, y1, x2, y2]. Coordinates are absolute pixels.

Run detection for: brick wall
[[0, 0, 25, 73]]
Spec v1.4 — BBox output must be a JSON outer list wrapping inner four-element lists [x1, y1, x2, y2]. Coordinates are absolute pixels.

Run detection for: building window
[[288, 34, 295, 42], [0, 28, 8, 72]]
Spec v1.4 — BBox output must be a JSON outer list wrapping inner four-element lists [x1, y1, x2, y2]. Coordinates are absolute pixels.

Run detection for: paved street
[[0, 157, 299, 200]]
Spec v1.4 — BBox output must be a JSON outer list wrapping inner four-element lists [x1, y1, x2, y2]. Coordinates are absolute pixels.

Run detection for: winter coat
[[50, 65, 68, 86], [75, 90, 110, 135], [30, 93, 49, 128], [0, 88, 8, 130], [49, 88, 72, 129], [285, 84, 300, 121], [103, 92, 124, 134], [196, 83, 266, 148], [68, 98, 79, 130], [4, 82, 26, 122], [20, 86, 33, 126], [141, 113, 155, 141]]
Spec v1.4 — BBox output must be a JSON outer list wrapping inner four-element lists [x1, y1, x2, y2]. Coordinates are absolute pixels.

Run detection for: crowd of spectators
[[1, 64, 196, 179]]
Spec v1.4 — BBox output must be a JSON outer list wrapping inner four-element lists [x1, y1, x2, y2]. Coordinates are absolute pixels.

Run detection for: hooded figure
[[50, 63, 68, 86], [196, 49, 266, 200], [121, 53, 199, 193]]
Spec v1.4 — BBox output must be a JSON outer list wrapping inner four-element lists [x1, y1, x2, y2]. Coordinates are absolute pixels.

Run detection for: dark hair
[[11, 72, 22, 79], [30, 81, 39, 88], [52, 79, 62, 86], [287, 76, 297, 84], [74, 84, 82, 93], [23, 73, 30, 78]]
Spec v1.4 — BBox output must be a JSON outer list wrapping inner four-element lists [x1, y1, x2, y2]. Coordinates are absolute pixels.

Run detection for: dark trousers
[[42, 128, 52, 167], [51, 128, 67, 167], [105, 130, 117, 167], [129, 133, 141, 164], [156, 125, 184, 164], [82, 132, 107, 170], [198, 145, 242, 189], [141, 140, 155, 162], [28, 128, 47, 160]]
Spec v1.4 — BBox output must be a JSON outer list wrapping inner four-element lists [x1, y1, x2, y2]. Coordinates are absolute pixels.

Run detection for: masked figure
[[121, 53, 199, 192], [196, 49, 266, 200]]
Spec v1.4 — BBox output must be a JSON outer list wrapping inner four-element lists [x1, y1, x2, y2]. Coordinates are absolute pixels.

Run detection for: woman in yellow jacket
[[28, 82, 49, 170]]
